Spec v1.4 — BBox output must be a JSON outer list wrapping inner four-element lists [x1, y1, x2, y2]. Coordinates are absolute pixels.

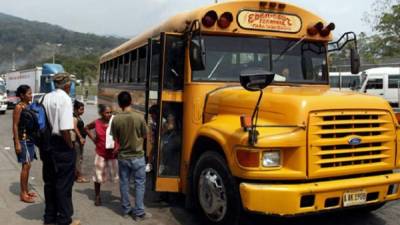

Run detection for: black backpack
[[19, 107, 39, 139]]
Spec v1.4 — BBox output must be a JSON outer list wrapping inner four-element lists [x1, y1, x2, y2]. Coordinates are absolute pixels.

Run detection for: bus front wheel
[[193, 151, 241, 225]]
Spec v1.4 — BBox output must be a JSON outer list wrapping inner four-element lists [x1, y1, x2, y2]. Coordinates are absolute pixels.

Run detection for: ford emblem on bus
[[348, 137, 362, 146]]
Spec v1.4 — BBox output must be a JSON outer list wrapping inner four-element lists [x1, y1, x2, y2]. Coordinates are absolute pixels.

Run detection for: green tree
[[362, 0, 400, 58]]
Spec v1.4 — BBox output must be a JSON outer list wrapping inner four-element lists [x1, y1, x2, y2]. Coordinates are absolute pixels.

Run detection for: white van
[[329, 72, 361, 91], [360, 67, 400, 106]]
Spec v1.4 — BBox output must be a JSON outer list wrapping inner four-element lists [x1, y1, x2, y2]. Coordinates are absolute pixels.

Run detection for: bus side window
[[118, 56, 124, 83], [164, 36, 184, 90], [107, 61, 112, 83], [113, 58, 118, 83], [129, 50, 138, 83], [124, 54, 130, 83], [138, 46, 147, 83], [150, 41, 161, 91]]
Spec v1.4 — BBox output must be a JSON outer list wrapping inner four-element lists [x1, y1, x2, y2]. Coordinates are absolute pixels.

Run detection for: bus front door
[[146, 33, 184, 192]]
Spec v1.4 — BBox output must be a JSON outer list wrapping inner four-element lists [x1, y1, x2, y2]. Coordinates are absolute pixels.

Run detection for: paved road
[[0, 104, 399, 225]]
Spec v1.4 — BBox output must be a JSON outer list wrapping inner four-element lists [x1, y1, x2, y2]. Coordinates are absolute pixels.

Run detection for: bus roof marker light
[[269, 2, 277, 8], [259, 1, 268, 9], [278, 3, 286, 10], [202, 10, 218, 28], [307, 22, 324, 36], [217, 12, 233, 29], [320, 22, 336, 37]]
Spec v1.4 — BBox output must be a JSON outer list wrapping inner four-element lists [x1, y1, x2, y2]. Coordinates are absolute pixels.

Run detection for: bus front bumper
[[239, 173, 400, 216]]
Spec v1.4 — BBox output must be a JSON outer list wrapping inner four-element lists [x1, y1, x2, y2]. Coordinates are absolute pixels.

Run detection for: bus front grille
[[308, 110, 395, 179]]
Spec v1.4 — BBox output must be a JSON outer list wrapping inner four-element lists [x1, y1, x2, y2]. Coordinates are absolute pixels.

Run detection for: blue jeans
[[118, 156, 146, 216]]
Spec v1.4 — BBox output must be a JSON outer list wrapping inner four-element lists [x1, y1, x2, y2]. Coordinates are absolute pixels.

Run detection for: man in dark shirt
[[111, 91, 151, 221]]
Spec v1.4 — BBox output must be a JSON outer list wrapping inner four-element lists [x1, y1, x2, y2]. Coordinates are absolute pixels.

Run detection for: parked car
[[7, 91, 19, 109]]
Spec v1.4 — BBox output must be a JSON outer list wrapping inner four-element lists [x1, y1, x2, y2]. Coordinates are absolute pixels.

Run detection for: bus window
[[118, 56, 124, 83], [389, 75, 400, 88], [107, 61, 112, 83], [150, 41, 161, 91], [158, 102, 183, 176], [192, 36, 327, 83], [129, 50, 138, 83], [113, 58, 118, 83], [138, 46, 147, 83], [124, 54, 130, 82], [164, 36, 184, 90]]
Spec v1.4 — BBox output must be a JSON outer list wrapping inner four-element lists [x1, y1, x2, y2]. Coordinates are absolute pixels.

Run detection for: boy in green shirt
[[111, 91, 151, 221]]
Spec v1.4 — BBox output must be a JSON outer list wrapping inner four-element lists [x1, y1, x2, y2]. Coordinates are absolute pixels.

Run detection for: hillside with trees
[[0, 12, 126, 84]]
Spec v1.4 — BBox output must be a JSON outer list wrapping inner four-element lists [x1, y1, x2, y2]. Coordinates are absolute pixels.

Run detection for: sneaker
[[145, 163, 152, 172], [133, 212, 152, 221], [70, 220, 81, 225], [122, 209, 133, 218]]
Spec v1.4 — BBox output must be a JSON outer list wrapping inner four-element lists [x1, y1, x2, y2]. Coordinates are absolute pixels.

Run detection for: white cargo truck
[[5, 67, 42, 93]]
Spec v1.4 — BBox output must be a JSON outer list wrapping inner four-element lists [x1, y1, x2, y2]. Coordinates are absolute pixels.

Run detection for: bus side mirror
[[189, 37, 206, 71], [240, 69, 275, 91], [240, 70, 275, 145], [350, 48, 360, 74]]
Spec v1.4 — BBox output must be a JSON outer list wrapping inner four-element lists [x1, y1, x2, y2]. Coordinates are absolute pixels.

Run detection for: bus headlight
[[262, 151, 281, 167]]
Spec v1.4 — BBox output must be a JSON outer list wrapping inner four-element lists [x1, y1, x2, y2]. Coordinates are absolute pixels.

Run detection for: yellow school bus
[[99, 0, 400, 224]]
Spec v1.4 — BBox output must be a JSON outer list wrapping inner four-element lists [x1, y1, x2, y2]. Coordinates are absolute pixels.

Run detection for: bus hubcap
[[198, 168, 227, 222]]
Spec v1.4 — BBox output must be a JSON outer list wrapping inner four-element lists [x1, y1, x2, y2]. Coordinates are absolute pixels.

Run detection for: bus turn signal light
[[217, 12, 233, 29], [237, 150, 260, 167], [202, 10, 218, 28], [240, 115, 252, 130]]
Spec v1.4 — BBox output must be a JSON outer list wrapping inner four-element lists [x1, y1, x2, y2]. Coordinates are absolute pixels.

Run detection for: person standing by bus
[[12, 85, 37, 203], [85, 104, 119, 206], [72, 100, 89, 183], [111, 91, 151, 221], [41, 73, 80, 225]]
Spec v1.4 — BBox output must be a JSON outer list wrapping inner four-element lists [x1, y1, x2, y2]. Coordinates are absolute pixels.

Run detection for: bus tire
[[193, 151, 241, 225]]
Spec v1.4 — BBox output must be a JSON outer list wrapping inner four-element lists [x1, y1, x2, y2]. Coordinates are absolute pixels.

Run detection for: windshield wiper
[[208, 54, 225, 79], [274, 35, 306, 62]]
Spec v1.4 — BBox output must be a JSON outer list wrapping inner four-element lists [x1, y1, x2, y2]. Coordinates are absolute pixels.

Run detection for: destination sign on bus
[[237, 10, 302, 33]]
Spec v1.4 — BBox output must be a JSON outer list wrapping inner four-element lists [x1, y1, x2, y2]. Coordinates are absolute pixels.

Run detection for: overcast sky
[[0, 0, 376, 39]]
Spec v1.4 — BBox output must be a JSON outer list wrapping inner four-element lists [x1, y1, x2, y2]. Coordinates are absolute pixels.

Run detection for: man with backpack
[[41, 73, 80, 225]]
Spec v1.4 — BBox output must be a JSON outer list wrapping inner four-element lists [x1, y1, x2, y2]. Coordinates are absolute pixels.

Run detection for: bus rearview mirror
[[350, 48, 360, 74], [189, 37, 206, 71], [240, 70, 275, 92]]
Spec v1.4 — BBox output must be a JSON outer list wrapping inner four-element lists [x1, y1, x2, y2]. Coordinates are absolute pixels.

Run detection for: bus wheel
[[193, 151, 241, 225]]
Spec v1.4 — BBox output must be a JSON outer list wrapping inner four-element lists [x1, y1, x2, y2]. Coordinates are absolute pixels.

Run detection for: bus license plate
[[343, 189, 367, 207]]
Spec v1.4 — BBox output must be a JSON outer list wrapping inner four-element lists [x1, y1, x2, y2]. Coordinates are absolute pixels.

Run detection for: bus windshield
[[0, 84, 5, 94], [193, 35, 328, 84]]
